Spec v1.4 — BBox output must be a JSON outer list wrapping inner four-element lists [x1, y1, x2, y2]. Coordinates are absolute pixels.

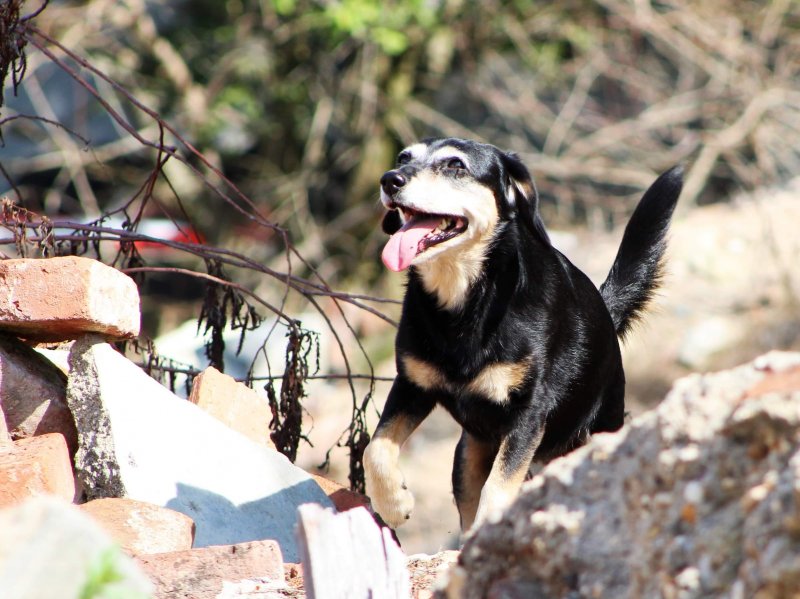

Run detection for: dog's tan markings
[[417, 240, 489, 311], [402, 354, 532, 404], [401, 354, 448, 392], [512, 179, 535, 199], [364, 414, 421, 528], [455, 433, 496, 532], [466, 360, 530, 404], [470, 431, 543, 534]]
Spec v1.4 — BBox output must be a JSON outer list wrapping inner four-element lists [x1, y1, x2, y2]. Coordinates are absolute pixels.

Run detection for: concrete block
[[0, 256, 140, 341], [0, 334, 77, 456], [189, 366, 274, 448], [66, 335, 333, 562], [0, 496, 152, 598], [0, 433, 75, 508], [136, 540, 284, 599], [79, 497, 195, 555], [297, 504, 410, 599]]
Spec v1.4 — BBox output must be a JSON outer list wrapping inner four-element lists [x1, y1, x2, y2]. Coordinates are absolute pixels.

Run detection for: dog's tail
[[599, 165, 683, 339]]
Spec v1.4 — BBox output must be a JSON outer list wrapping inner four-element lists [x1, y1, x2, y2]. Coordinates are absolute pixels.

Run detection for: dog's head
[[379, 137, 548, 272]]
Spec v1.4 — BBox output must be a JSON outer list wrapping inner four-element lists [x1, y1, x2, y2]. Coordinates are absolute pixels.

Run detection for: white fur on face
[[382, 143, 502, 309], [399, 172, 499, 310], [396, 173, 498, 261], [429, 146, 471, 169], [403, 143, 428, 161]]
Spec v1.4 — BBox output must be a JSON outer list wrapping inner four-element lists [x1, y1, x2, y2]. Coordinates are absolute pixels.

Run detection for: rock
[[0, 433, 75, 508], [408, 551, 460, 599], [0, 334, 78, 456], [0, 401, 9, 444], [136, 540, 284, 599], [189, 365, 275, 448], [311, 474, 371, 512], [297, 504, 410, 599], [0, 256, 140, 342], [66, 334, 333, 562], [79, 497, 195, 555], [0, 496, 152, 598], [444, 351, 800, 598]]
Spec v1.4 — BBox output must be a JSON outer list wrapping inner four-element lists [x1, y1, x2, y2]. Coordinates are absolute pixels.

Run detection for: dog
[[363, 137, 682, 534]]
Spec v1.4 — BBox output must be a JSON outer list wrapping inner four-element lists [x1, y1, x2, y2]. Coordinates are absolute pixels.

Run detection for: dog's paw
[[370, 477, 415, 528], [363, 439, 415, 528]]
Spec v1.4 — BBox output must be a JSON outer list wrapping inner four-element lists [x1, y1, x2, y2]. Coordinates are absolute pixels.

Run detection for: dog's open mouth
[[382, 208, 468, 272]]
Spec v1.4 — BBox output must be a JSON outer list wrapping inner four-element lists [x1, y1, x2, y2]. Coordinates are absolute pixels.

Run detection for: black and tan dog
[[364, 137, 682, 533]]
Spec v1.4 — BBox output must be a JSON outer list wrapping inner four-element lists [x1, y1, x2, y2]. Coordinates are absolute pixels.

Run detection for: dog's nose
[[381, 170, 406, 195]]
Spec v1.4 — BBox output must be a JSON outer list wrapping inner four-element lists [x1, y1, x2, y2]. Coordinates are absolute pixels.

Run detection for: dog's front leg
[[364, 377, 435, 528], [469, 423, 544, 534]]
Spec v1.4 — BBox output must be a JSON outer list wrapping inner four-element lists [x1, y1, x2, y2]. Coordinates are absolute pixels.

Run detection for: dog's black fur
[[364, 137, 682, 532]]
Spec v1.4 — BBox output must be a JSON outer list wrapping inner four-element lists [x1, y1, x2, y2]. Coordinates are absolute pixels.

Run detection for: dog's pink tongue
[[382, 216, 441, 272]]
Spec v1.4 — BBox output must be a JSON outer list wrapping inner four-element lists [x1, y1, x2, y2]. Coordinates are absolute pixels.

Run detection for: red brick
[[189, 366, 274, 448], [136, 540, 284, 599], [0, 433, 75, 507], [312, 474, 371, 512], [0, 256, 140, 342], [79, 497, 195, 555], [0, 335, 77, 456]]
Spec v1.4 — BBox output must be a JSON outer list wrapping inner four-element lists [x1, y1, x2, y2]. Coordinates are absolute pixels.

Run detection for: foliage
[[79, 546, 151, 599], [4, 1, 798, 262]]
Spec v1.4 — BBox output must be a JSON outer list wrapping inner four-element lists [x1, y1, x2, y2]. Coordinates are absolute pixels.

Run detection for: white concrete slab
[[66, 335, 332, 562]]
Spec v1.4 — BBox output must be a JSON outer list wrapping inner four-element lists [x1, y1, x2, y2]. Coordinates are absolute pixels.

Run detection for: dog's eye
[[397, 151, 411, 166], [446, 158, 466, 171]]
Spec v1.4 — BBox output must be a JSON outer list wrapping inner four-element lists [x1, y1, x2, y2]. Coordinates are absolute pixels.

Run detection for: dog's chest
[[399, 352, 531, 406]]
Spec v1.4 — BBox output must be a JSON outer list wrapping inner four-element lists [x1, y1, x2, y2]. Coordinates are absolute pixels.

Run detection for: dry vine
[[0, 1, 398, 492]]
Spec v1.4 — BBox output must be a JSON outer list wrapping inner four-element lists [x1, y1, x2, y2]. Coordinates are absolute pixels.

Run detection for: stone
[[189, 366, 274, 448], [0, 334, 78, 456], [79, 497, 195, 555], [408, 551, 460, 599], [0, 496, 152, 598], [0, 256, 140, 342], [0, 433, 75, 508], [311, 474, 371, 512], [0, 401, 9, 444], [444, 351, 800, 598], [297, 504, 410, 599], [136, 540, 284, 599], [66, 335, 333, 562]]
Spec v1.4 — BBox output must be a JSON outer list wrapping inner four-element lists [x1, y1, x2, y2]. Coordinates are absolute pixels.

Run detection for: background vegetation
[[1, 0, 799, 489]]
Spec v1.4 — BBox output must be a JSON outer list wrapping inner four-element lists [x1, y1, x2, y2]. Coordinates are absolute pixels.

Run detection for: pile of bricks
[[0, 256, 371, 598]]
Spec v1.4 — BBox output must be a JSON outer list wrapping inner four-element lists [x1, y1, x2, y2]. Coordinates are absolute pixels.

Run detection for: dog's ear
[[501, 151, 550, 244], [382, 209, 402, 235]]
